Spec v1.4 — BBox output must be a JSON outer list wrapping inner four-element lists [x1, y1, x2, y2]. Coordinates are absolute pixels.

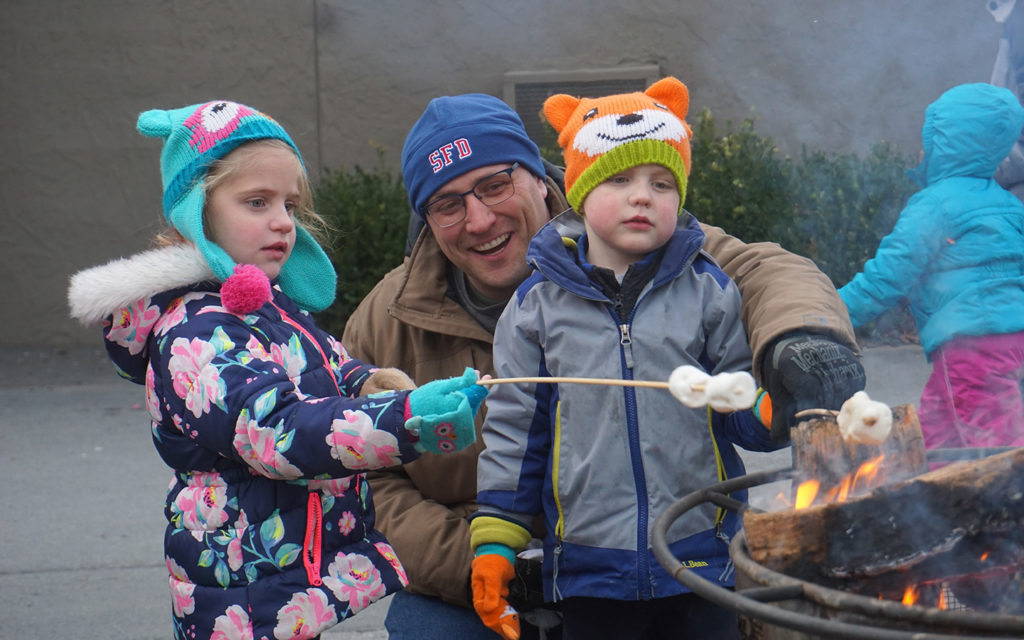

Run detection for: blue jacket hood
[[910, 83, 1024, 187]]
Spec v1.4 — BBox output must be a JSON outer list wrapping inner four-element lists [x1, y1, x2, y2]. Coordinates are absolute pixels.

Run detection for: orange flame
[[902, 585, 920, 605], [937, 587, 948, 610], [981, 551, 991, 562], [851, 455, 884, 491], [795, 480, 819, 510], [796, 455, 886, 509]]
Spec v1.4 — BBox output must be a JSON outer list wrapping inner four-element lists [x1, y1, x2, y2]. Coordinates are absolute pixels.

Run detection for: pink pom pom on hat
[[221, 264, 272, 315]]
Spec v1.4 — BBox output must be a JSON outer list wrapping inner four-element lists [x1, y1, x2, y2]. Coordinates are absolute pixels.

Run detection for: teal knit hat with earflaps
[[136, 100, 337, 312]]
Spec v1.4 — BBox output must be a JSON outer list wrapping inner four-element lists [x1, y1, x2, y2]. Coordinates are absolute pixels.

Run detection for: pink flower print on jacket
[[224, 512, 249, 572], [337, 511, 357, 536], [168, 333, 228, 418], [272, 588, 337, 640], [171, 471, 231, 531], [185, 101, 255, 154], [167, 557, 197, 618], [145, 365, 162, 423], [211, 604, 253, 640], [326, 410, 402, 469], [374, 541, 409, 587], [232, 404, 302, 480], [322, 552, 387, 614], [245, 334, 307, 381], [326, 334, 353, 370], [155, 291, 210, 337], [106, 298, 161, 355]]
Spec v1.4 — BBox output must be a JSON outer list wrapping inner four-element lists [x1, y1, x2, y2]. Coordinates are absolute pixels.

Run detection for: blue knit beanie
[[401, 94, 545, 218], [137, 100, 337, 312]]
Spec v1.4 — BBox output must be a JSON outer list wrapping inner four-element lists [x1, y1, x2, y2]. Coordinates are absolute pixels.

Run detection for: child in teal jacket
[[840, 83, 1024, 450]]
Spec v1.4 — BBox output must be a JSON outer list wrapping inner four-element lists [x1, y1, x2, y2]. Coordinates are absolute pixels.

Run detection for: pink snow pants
[[918, 331, 1024, 449]]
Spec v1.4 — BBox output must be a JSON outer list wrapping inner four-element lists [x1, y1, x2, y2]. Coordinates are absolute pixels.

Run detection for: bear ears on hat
[[543, 76, 690, 135], [137, 108, 174, 139]]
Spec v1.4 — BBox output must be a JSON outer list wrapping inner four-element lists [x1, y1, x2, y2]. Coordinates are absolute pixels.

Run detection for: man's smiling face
[[425, 163, 549, 302]]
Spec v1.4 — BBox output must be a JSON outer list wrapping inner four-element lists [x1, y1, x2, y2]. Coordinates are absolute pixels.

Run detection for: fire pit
[[652, 435, 1024, 638]]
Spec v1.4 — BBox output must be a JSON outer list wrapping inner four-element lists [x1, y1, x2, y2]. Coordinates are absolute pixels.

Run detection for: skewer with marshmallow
[[667, 365, 758, 411], [836, 390, 893, 445], [793, 391, 894, 445], [478, 366, 760, 412]]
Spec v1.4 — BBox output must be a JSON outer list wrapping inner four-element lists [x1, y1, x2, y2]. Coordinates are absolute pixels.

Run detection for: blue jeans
[[384, 590, 496, 640]]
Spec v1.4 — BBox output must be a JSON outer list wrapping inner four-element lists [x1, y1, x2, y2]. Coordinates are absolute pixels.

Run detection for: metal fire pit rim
[[729, 529, 1024, 634], [651, 455, 1024, 640]]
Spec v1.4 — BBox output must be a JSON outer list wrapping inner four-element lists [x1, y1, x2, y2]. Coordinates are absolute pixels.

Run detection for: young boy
[[468, 77, 779, 640]]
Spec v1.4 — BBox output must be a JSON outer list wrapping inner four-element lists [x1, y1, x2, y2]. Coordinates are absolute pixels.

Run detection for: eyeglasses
[[421, 162, 520, 228]]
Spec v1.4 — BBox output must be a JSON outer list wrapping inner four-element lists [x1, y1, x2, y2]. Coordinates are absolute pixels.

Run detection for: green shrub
[[687, 108, 793, 244], [313, 154, 410, 337], [787, 142, 916, 287]]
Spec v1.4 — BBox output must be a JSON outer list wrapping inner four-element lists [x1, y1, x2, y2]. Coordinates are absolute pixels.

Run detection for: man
[[342, 93, 865, 639]]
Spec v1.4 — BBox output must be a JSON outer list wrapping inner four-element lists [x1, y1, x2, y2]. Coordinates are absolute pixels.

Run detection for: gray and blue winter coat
[[474, 210, 780, 602]]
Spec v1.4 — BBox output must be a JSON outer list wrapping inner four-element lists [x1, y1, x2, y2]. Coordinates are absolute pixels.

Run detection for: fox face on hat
[[542, 76, 692, 213], [136, 100, 336, 312]]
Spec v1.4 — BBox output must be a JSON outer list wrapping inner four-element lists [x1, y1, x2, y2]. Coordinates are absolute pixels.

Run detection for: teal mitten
[[404, 367, 487, 453]]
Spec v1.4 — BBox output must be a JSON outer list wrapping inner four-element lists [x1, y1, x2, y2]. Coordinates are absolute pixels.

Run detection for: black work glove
[[761, 332, 866, 444], [507, 554, 548, 613]]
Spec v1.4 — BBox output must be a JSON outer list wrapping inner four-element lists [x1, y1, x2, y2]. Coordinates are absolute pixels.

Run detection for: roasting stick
[[477, 376, 673, 390], [478, 366, 759, 412]]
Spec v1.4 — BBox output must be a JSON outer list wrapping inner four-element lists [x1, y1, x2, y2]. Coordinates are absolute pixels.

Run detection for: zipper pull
[[619, 324, 635, 369]]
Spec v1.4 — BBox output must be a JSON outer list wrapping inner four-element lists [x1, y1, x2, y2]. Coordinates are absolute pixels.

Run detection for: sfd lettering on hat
[[401, 93, 545, 218], [429, 138, 473, 173]]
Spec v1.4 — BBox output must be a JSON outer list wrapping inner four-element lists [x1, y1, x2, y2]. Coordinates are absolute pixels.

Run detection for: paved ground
[[0, 344, 930, 639]]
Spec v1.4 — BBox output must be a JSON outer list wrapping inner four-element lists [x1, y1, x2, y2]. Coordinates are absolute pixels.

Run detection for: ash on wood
[[743, 447, 1024, 595]]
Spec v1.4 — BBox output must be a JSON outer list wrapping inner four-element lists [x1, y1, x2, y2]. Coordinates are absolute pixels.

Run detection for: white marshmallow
[[837, 390, 893, 445], [706, 371, 758, 412], [668, 365, 710, 407]]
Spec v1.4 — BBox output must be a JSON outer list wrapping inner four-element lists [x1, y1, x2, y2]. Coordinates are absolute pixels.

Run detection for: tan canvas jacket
[[341, 178, 856, 606]]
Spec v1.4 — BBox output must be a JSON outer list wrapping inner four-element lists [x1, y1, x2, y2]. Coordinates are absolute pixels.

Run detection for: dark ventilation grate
[[513, 78, 650, 147]]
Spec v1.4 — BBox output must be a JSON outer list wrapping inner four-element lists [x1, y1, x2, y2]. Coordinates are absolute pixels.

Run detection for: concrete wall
[[2, 0, 1003, 348]]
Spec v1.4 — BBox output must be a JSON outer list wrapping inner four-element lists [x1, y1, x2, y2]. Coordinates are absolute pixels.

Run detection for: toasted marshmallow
[[837, 391, 893, 445]]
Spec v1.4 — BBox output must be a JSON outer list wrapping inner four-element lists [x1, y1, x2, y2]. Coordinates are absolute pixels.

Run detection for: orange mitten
[[471, 550, 520, 640]]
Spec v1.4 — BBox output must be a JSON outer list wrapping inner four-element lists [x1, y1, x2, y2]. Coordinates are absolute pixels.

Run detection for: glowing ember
[[981, 550, 991, 562]]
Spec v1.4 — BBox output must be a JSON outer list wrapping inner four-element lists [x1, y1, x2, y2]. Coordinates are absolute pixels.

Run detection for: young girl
[[68, 100, 485, 640], [839, 83, 1024, 452]]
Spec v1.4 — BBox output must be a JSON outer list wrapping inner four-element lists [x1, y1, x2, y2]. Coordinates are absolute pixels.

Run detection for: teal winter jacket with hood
[[839, 82, 1024, 357]]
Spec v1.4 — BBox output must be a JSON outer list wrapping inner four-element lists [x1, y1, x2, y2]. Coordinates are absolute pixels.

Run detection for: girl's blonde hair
[[154, 139, 330, 248]]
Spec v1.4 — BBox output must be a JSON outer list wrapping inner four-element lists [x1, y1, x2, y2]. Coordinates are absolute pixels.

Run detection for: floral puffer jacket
[[70, 245, 420, 640]]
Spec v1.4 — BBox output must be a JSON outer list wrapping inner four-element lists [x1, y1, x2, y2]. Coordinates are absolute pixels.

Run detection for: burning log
[[742, 446, 1024, 606], [790, 404, 927, 503]]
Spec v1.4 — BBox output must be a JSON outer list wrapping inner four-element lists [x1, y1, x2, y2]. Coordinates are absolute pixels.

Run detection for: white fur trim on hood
[[68, 244, 214, 325]]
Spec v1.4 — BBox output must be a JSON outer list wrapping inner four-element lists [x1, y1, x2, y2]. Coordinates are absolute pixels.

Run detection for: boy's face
[[580, 164, 680, 274], [205, 145, 299, 279]]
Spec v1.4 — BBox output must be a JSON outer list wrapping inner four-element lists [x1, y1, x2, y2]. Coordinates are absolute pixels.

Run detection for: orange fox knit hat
[[542, 76, 692, 212]]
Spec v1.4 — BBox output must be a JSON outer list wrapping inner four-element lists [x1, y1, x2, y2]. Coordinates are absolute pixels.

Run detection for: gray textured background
[[1, 1, 1003, 347]]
